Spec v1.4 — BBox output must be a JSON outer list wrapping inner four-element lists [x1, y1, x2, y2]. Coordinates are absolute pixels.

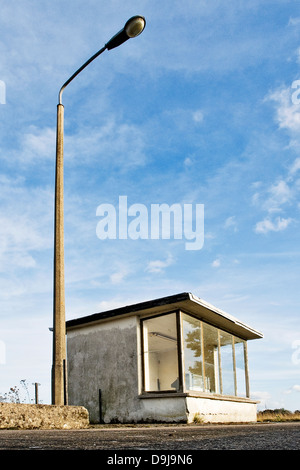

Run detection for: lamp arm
[[58, 45, 107, 104]]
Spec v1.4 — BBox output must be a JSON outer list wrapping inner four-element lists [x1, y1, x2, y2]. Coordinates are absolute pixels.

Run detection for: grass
[[193, 412, 204, 424], [257, 409, 300, 422]]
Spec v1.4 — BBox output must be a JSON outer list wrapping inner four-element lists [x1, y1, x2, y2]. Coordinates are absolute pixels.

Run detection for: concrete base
[[137, 394, 258, 424], [186, 396, 257, 423], [0, 403, 89, 429]]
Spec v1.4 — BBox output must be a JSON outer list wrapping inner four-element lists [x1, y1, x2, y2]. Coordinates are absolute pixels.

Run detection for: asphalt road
[[0, 422, 299, 452]]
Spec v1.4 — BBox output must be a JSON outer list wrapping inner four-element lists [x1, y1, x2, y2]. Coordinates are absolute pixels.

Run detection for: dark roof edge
[[66, 292, 191, 328]]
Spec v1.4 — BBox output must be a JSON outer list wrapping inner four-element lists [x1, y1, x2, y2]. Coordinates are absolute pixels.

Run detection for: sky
[[0, 0, 300, 411]]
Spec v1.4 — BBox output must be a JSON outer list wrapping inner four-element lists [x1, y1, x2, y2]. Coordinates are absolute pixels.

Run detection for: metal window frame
[[140, 310, 183, 394], [140, 309, 250, 399]]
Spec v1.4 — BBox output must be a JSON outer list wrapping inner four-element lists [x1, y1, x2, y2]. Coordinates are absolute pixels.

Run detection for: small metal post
[[99, 389, 103, 423], [32, 382, 41, 404]]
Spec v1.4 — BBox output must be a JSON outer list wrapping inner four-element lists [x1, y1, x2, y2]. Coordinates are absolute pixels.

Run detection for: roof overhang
[[66, 292, 263, 340]]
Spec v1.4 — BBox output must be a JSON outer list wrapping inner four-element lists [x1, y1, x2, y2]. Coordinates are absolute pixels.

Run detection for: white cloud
[[0, 175, 53, 279], [268, 180, 293, 211], [251, 390, 271, 408], [0, 214, 50, 270], [288, 17, 300, 27], [184, 157, 193, 167], [9, 117, 147, 170], [110, 268, 128, 285], [22, 126, 56, 161], [268, 86, 300, 133], [255, 216, 292, 234], [146, 253, 174, 273], [224, 216, 238, 231], [251, 156, 300, 236], [64, 119, 147, 169], [253, 179, 293, 214], [192, 110, 204, 124], [212, 258, 221, 268], [289, 157, 300, 175], [284, 384, 300, 394]]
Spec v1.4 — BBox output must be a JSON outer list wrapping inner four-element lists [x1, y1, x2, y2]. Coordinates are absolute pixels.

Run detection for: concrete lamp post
[[52, 16, 146, 406]]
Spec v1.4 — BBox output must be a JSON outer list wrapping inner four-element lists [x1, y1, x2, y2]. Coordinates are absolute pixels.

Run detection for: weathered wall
[[139, 396, 188, 422], [0, 403, 89, 429], [67, 315, 258, 424], [186, 396, 257, 423], [67, 316, 144, 423]]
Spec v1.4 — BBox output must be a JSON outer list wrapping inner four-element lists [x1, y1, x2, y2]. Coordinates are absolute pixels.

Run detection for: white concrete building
[[66, 292, 263, 424]]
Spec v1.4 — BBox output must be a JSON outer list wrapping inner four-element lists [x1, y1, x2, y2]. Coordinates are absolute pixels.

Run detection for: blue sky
[[1, 0, 300, 410]]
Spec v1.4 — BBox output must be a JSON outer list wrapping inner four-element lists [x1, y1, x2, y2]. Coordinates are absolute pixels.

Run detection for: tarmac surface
[[0, 421, 299, 452]]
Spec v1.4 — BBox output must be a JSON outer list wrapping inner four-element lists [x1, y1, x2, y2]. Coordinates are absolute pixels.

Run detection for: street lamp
[[52, 16, 146, 406]]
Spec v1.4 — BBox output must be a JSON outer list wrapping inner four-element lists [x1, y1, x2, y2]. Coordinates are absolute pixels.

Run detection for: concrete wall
[[0, 403, 89, 429], [186, 396, 257, 423], [138, 396, 188, 422], [67, 315, 145, 423], [67, 315, 257, 424]]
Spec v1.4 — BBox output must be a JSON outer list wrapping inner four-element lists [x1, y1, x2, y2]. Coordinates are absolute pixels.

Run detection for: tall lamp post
[[52, 16, 146, 405]]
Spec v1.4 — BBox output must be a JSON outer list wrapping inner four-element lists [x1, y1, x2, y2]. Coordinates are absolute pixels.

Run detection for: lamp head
[[105, 16, 146, 50], [125, 16, 146, 38]]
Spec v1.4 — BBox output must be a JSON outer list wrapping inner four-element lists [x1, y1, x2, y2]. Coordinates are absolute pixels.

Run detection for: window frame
[[140, 309, 250, 399], [140, 310, 183, 394]]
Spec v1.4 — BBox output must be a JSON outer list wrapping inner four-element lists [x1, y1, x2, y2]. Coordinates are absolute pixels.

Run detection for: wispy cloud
[[211, 258, 221, 268], [289, 157, 300, 175], [110, 267, 128, 285], [253, 165, 299, 231], [263, 180, 293, 213], [145, 253, 174, 274], [288, 17, 300, 27], [224, 216, 238, 231], [252, 84, 300, 234], [65, 118, 147, 170], [192, 110, 204, 124], [284, 384, 300, 394], [10, 117, 147, 170], [21, 126, 56, 162], [255, 216, 293, 234], [267, 86, 300, 133]]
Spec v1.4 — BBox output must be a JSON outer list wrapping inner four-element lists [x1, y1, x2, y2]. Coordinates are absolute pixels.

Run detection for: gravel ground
[[0, 422, 299, 451]]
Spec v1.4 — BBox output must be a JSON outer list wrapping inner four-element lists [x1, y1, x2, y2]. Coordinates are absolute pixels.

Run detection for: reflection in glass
[[219, 331, 235, 396], [142, 311, 249, 399], [202, 322, 220, 394], [182, 314, 204, 391], [235, 338, 246, 397]]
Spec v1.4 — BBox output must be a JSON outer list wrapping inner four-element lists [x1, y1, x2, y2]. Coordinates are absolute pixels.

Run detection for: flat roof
[[66, 292, 263, 340]]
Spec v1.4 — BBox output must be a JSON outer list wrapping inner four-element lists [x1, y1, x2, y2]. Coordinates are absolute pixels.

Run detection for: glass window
[[141, 311, 249, 399], [182, 313, 204, 391], [202, 322, 220, 394], [182, 315, 220, 394], [142, 313, 179, 392], [234, 338, 247, 397], [219, 331, 235, 396]]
